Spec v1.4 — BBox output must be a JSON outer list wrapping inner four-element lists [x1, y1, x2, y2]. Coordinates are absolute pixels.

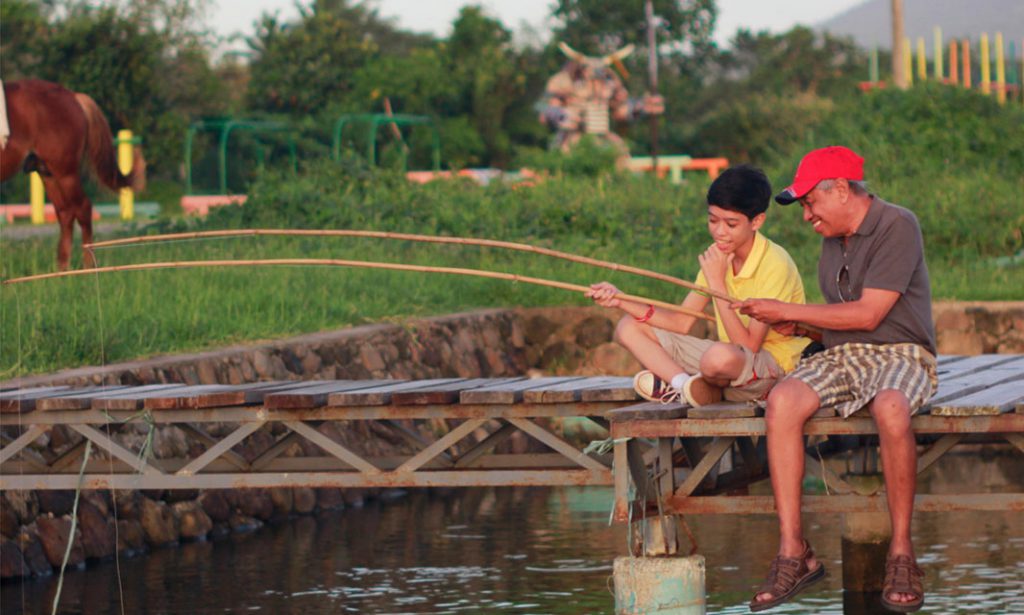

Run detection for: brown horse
[[1, 79, 146, 270]]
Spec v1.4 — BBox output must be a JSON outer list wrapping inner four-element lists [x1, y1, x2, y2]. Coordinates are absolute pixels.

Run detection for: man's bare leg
[[753, 378, 823, 605], [870, 389, 919, 606]]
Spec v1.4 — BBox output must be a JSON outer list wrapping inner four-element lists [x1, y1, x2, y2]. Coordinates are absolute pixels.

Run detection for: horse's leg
[[41, 173, 87, 271], [75, 196, 96, 268]]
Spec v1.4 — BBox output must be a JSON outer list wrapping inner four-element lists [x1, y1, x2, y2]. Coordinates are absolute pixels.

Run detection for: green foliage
[[553, 0, 716, 54], [246, 1, 378, 115], [514, 136, 620, 177]]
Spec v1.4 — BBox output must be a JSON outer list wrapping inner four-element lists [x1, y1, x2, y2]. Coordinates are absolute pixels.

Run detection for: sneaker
[[632, 370, 681, 403], [681, 375, 724, 407]]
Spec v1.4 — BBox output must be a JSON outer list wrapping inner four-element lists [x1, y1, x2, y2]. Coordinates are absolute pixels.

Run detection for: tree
[[552, 0, 716, 55]]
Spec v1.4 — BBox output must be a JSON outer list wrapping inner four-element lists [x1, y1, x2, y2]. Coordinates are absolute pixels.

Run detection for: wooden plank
[[328, 379, 452, 406], [265, 380, 396, 409], [937, 355, 966, 365], [35, 385, 137, 411], [391, 379, 500, 405], [924, 369, 1024, 409], [506, 417, 608, 472], [930, 381, 1024, 416], [580, 377, 640, 402], [522, 376, 634, 404], [90, 385, 197, 411], [144, 381, 312, 410], [687, 401, 761, 419], [0, 386, 72, 413], [459, 377, 585, 404], [938, 354, 1022, 379], [607, 401, 688, 422]]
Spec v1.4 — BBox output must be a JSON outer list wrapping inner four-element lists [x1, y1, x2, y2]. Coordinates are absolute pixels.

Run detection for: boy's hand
[[698, 245, 733, 289], [734, 298, 791, 324], [586, 281, 622, 308]]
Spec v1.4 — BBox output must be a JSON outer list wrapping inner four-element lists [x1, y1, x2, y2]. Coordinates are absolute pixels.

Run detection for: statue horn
[[604, 44, 636, 65], [558, 42, 586, 62]]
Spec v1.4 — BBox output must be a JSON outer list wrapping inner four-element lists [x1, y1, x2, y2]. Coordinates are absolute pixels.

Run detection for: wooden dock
[[1, 355, 1022, 519]]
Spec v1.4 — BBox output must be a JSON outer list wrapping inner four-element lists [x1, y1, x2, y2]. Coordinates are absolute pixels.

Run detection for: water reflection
[[2, 452, 1022, 614]]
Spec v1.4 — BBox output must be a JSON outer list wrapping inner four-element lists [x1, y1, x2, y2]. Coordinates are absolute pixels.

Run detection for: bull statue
[[539, 42, 664, 157]]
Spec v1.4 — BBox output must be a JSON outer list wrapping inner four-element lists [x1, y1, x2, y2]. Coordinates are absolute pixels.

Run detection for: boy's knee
[[699, 343, 744, 378], [614, 316, 637, 345]]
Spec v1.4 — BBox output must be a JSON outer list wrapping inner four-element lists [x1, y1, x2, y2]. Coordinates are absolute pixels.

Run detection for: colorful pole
[[117, 129, 134, 221], [963, 39, 972, 89], [904, 38, 914, 86], [949, 41, 959, 85], [980, 34, 991, 94], [29, 172, 45, 225], [995, 33, 1006, 104], [934, 27, 944, 80], [916, 37, 927, 80]]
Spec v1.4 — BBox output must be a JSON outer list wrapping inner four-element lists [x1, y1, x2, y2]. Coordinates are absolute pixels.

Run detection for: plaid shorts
[[785, 343, 938, 418]]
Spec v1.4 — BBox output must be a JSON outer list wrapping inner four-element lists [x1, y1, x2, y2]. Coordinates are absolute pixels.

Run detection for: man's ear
[[836, 177, 851, 203], [750, 212, 766, 231]]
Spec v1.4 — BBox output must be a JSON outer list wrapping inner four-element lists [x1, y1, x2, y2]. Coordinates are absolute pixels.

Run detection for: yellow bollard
[[30, 172, 45, 225], [934, 27, 944, 80], [904, 38, 914, 85], [995, 33, 1006, 104], [117, 129, 134, 221], [917, 37, 927, 80], [980, 33, 991, 94], [962, 39, 972, 88], [949, 41, 959, 85]]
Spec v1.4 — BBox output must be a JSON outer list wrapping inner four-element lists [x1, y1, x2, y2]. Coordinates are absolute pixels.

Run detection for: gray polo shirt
[[819, 196, 937, 355]]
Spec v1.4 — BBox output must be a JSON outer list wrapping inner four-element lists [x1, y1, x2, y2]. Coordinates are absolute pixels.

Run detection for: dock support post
[[613, 555, 705, 614]]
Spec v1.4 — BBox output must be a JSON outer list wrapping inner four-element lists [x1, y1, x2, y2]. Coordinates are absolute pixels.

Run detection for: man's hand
[[586, 281, 622, 308], [698, 245, 733, 290], [734, 298, 793, 325]]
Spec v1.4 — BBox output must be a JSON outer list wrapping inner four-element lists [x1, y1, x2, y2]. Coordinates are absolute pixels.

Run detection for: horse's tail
[[74, 92, 146, 193]]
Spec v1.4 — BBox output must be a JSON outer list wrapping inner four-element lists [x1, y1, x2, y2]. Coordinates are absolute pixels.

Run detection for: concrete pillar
[[614, 555, 705, 614], [841, 474, 891, 593]]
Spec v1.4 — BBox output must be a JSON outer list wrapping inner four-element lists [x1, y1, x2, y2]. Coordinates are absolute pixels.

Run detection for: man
[[737, 146, 936, 613], [587, 165, 809, 407]]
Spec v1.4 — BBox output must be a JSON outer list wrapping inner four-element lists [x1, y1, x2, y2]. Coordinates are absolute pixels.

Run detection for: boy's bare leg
[[753, 378, 822, 605], [614, 317, 687, 382], [698, 342, 747, 387]]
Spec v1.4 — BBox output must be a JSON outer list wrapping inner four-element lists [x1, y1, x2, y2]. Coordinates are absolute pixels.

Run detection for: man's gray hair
[[817, 178, 869, 195]]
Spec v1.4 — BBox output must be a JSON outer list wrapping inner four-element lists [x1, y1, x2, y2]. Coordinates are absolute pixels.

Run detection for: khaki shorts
[[785, 342, 937, 418], [653, 330, 784, 402]]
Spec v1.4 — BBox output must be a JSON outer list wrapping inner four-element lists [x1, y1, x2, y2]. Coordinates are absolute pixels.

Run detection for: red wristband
[[634, 304, 655, 323]]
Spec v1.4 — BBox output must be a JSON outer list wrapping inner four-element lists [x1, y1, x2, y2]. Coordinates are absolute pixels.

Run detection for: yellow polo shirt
[[695, 232, 810, 372]]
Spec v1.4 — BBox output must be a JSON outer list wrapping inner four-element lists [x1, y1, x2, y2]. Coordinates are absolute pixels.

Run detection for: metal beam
[[0, 425, 48, 464], [674, 437, 735, 497], [395, 418, 487, 473], [506, 417, 608, 472], [69, 424, 163, 475], [0, 469, 613, 490], [664, 493, 1024, 514], [176, 422, 262, 476], [283, 420, 381, 475]]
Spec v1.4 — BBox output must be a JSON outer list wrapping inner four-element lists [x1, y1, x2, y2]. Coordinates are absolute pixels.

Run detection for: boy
[[587, 165, 809, 406]]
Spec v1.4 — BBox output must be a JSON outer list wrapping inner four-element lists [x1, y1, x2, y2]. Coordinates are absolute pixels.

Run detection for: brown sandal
[[881, 554, 924, 613], [749, 540, 826, 612]]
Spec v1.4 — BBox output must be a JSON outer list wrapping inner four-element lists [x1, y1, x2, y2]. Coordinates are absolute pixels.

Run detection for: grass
[[1, 86, 1022, 377]]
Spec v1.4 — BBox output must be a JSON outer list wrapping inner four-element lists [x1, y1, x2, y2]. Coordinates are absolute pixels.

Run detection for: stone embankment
[[2, 302, 1020, 579]]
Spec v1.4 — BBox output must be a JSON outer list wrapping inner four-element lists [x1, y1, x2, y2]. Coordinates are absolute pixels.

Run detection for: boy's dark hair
[[705, 164, 772, 219]]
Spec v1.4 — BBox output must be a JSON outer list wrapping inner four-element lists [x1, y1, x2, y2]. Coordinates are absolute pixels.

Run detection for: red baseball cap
[[774, 146, 865, 205]]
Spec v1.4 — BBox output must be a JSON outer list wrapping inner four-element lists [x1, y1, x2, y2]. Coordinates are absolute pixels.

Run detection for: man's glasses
[[836, 264, 852, 303]]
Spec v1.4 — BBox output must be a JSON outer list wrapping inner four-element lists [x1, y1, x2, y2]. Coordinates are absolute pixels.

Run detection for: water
[[3, 453, 1023, 614]]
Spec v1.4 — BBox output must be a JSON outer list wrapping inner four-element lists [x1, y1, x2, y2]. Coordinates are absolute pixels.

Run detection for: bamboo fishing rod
[[2, 258, 717, 323], [84, 229, 736, 303]]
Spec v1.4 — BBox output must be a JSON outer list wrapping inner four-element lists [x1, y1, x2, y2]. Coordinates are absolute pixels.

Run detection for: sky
[[209, 0, 865, 49]]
